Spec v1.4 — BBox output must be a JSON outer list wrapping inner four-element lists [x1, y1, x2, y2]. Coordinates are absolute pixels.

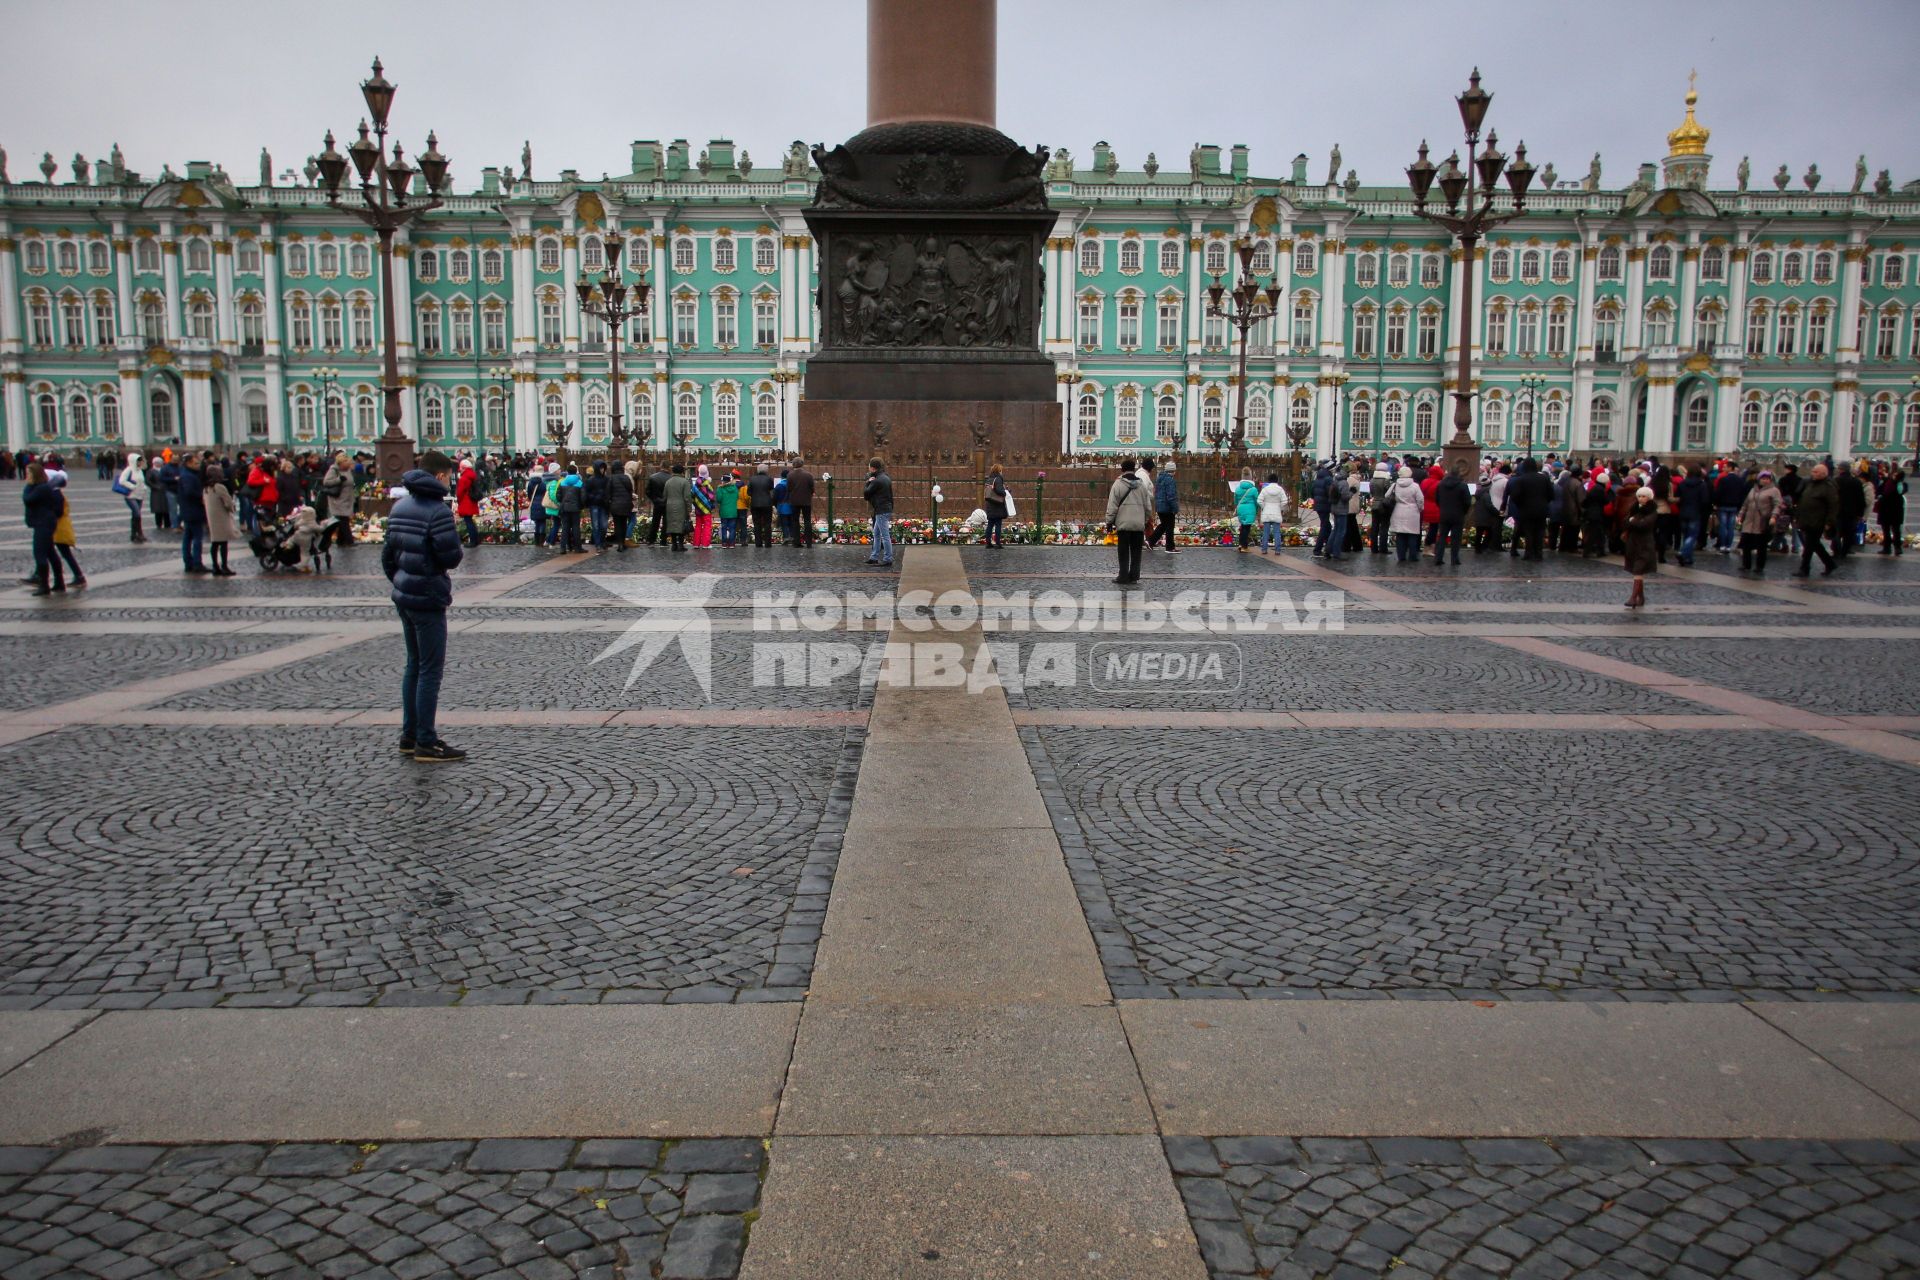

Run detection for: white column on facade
[[798, 235, 815, 344], [1714, 375, 1741, 454], [1056, 375, 1073, 450], [1185, 221, 1204, 349], [213, 222, 236, 346], [1470, 245, 1487, 355], [782, 373, 801, 452], [111, 221, 134, 343], [779, 228, 798, 347], [1574, 234, 1598, 357], [651, 220, 670, 355], [565, 376, 583, 448], [1677, 234, 1701, 349], [516, 374, 538, 452], [1571, 366, 1595, 448], [160, 223, 182, 339], [1622, 236, 1647, 352], [1313, 378, 1336, 459], [182, 370, 215, 447], [260, 226, 286, 444], [1445, 248, 1467, 363], [117, 367, 144, 448], [0, 223, 19, 356], [1643, 378, 1677, 453], [1319, 236, 1346, 360], [512, 221, 535, 356], [1726, 243, 1751, 355], [562, 221, 580, 348], [1837, 242, 1866, 363]]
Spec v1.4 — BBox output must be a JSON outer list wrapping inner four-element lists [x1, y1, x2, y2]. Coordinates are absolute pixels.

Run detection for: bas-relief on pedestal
[[799, 121, 1062, 457]]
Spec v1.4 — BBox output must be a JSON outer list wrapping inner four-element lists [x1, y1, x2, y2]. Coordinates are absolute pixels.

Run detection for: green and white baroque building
[[3, 90, 1918, 461]]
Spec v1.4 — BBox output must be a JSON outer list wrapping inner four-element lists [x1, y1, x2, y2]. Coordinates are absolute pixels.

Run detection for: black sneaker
[[413, 741, 467, 762], [397, 737, 417, 755]]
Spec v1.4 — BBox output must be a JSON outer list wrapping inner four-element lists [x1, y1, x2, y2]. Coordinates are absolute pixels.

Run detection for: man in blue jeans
[[175, 451, 210, 573], [864, 457, 894, 567], [382, 451, 466, 762]]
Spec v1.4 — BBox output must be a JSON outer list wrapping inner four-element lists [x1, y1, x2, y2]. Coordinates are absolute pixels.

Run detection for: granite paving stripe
[[1539, 633, 1920, 720], [1121, 1001, 1920, 1139], [0, 1005, 797, 1142], [0, 632, 301, 710], [0, 1010, 97, 1077], [1753, 1005, 1920, 1119]]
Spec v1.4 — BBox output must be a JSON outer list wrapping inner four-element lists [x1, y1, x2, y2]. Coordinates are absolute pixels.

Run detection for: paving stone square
[[0, 633, 296, 709], [0, 724, 857, 1005], [1565, 635, 1920, 717], [0, 1138, 764, 1279], [1026, 726, 1920, 997], [1169, 1135, 1920, 1279]]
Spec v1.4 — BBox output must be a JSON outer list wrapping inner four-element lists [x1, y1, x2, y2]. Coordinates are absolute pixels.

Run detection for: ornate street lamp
[[310, 366, 341, 467], [1406, 69, 1537, 474], [576, 232, 653, 468], [1518, 371, 1546, 461], [315, 57, 454, 483], [488, 363, 519, 539], [1205, 239, 1284, 457]]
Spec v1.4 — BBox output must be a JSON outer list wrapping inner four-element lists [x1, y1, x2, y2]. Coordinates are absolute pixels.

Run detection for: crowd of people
[[501, 457, 825, 554]]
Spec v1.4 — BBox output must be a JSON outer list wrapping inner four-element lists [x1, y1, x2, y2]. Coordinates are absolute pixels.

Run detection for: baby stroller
[[250, 511, 345, 573]]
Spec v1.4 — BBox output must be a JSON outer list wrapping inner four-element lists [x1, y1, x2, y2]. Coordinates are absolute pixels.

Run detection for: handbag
[[1003, 485, 1016, 519], [111, 476, 131, 496]]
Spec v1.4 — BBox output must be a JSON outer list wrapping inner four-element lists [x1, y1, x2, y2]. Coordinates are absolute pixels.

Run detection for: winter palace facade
[[3, 87, 1918, 461]]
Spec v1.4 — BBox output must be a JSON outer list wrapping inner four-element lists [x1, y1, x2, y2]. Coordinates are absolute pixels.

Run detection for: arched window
[[61, 294, 86, 346], [323, 391, 346, 441], [416, 250, 440, 283], [580, 236, 603, 274], [1684, 395, 1709, 448], [100, 393, 121, 440], [1381, 398, 1405, 445], [318, 296, 344, 350], [1647, 244, 1673, 282], [1119, 239, 1142, 274], [1200, 394, 1224, 442], [1250, 241, 1273, 275], [1290, 292, 1316, 349], [1489, 246, 1512, 282], [1413, 399, 1437, 445], [421, 393, 443, 441], [1486, 304, 1509, 356], [713, 292, 738, 347], [348, 243, 372, 276], [1546, 306, 1570, 356], [1750, 251, 1774, 285], [672, 236, 695, 273], [1515, 305, 1539, 355], [1354, 252, 1378, 288], [444, 247, 467, 282], [1076, 391, 1099, 444], [1799, 398, 1823, 447], [1291, 238, 1317, 276], [140, 297, 166, 344], [1781, 250, 1804, 286], [1203, 240, 1227, 275], [755, 390, 778, 442], [188, 298, 214, 340], [1519, 248, 1543, 282], [88, 241, 111, 274], [1700, 245, 1725, 282], [485, 392, 507, 441], [453, 394, 476, 442], [1739, 399, 1762, 448], [184, 238, 211, 274], [350, 297, 374, 350], [1769, 400, 1792, 447], [1349, 397, 1373, 444], [49, 241, 75, 274], [584, 389, 609, 440], [1774, 308, 1797, 359], [316, 242, 340, 276], [27, 294, 53, 347], [1597, 244, 1622, 281], [287, 295, 312, 350], [68, 393, 91, 438], [35, 392, 58, 440], [135, 238, 162, 274], [235, 239, 262, 274], [1290, 393, 1313, 444], [712, 236, 736, 272], [237, 298, 264, 347], [1907, 401, 1920, 449], [1870, 400, 1893, 446], [714, 387, 739, 441], [754, 237, 777, 273], [1115, 392, 1140, 443], [293, 393, 317, 442], [1542, 398, 1565, 446], [1158, 239, 1180, 275], [624, 238, 648, 274], [1155, 393, 1180, 443], [1644, 303, 1673, 347], [1695, 304, 1723, 351], [675, 389, 699, 440], [417, 301, 442, 355], [1244, 392, 1270, 446], [481, 247, 505, 281], [148, 384, 175, 440], [1388, 252, 1410, 288], [1549, 248, 1572, 283], [539, 292, 562, 346], [1811, 250, 1834, 286], [1117, 293, 1142, 350], [1079, 237, 1102, 274], [1589, 397, 1614, 448], [1482, 397, 1506, 446], [673, 293, 697, 346], [1351, 305, 1377, 359], [537, 236, 561, 272], [354, 393, 377, 438], [1421, 253, 1443, 288], [544, 391, 567, 441]]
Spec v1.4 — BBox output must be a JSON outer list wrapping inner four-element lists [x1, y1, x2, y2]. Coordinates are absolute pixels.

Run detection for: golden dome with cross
[[1666, 72, 1711, 158]]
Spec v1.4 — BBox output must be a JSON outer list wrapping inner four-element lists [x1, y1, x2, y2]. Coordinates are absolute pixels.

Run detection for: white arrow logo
[[587, 573, 720, 700]]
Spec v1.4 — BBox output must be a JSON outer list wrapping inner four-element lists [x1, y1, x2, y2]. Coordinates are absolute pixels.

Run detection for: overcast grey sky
[[5, 0, 1918, 191]]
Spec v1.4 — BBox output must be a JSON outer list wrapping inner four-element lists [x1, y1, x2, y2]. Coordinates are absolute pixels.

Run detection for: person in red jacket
[[247, 456, 278, 534], [454, 457, 482, 547], [1419, 463, 1444, 549]]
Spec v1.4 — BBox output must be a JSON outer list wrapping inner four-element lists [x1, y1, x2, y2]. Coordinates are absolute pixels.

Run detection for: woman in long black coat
[[1622, 485, 1659, 610], [1877, 466, 1907, 556]]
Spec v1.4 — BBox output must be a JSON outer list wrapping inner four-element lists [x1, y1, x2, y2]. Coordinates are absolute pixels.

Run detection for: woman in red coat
[[248, 456, 278, 533], [454, 457, 482, 547], [1419, 463, 1444, 548]]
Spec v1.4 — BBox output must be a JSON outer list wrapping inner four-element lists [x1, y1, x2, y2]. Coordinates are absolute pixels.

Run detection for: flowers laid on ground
[[819, 516, 1316, 546]]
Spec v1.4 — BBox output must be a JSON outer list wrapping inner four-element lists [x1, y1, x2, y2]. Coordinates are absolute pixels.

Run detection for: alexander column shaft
[[867, 0, 996, 129]]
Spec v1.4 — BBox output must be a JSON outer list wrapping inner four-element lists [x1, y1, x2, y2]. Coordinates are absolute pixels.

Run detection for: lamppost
[[311, 366, 341, 464], [1909, 374, 1919, 476], [1518, 371, 1545, 461], [1405, 69, 1537, 476], [576, 232, 652, 468], [1286, 409, 1313, 505], [1206, 239, 1284, 458], [488, 363, 519, 539], [314, 57, 453, 484]]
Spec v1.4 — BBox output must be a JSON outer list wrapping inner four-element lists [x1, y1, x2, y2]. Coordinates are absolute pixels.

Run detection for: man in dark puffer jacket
[[382, 452, 466, 761]]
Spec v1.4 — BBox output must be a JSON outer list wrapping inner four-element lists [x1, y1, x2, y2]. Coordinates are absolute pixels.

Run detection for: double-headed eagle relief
[[832, 234, 1028, 349]]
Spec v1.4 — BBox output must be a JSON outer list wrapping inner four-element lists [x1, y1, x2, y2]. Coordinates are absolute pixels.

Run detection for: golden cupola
[[1666, 76, 1710, 158]]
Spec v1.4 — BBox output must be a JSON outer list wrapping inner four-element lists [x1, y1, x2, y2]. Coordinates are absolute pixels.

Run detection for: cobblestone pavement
[[0, 725, 858, 1006], [1564, 636, 1920, 717], [1025, 726, 1920, 997], [1167, 1135, 1920, 1280], [0, 634, 294, 709], [1380, 578, 1766, 606], [0, 1138, 765, 1279], [996, 633, 1701, 714], [500, 574, 904, 604], [960, 545, 1303, 577], [152, 631, 872, 712]]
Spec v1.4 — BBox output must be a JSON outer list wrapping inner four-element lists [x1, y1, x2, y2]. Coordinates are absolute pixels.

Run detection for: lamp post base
[[376, 430, 416, 486], [1441, 437, 1481, 478]]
